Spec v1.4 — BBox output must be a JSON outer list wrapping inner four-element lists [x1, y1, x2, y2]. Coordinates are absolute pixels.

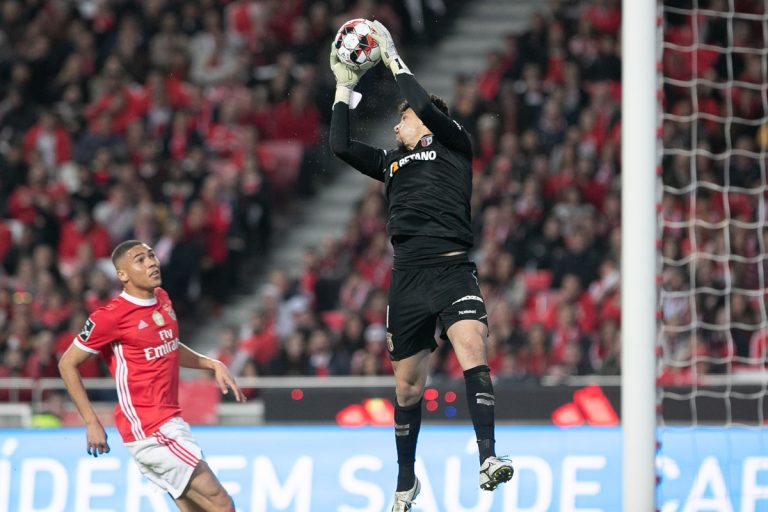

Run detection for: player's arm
[[58, 344, 110, 457], [178, 342, 246, 402], [328, 45, 387, 182], [370, 22, 472, 155], [330, 102, 387, 181]]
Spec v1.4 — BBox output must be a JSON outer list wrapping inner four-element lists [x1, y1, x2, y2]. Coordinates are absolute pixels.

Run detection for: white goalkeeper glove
[[370, 20, 411, 75], [330, 45, 365, 107]]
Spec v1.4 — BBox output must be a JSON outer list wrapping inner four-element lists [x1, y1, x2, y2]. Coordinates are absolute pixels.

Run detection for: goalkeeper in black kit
[[330, 21, 514, 511]]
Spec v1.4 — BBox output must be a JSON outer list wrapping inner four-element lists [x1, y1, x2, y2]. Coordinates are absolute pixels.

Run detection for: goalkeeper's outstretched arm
[[330, 101, 386, 182], [371, 21, 471, 156], [328, 46, 386, 182]]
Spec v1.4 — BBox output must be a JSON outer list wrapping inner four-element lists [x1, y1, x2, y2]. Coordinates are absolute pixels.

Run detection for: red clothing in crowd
[[240, 329, 279, 368], [269, 101, 319, 146], [0, 221, 11, 262], [550, 325, 583, 364], [267, 0, 303, 44], [8, 182, 69, 223], [477, 65, 505, 102], [517, 347, 550, 377], [355, 254, 392, 291], [8, 185, 39, 224], [226, 1, 266, 52], [583, 4, 620, 34], [206, 122, 245, 160], [202, 201, 231, 265], [86, 86, 149, 134], [22, 351, 60, 379], [31, 299, 72, 330], [22, 124, 72, 165], [58, 220, 112, 262], [544, 295, 597, 333]]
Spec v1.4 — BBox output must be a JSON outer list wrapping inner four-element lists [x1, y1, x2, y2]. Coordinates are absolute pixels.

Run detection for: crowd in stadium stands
[[8, 0, 762, 392], [0, 0, 428, 387]]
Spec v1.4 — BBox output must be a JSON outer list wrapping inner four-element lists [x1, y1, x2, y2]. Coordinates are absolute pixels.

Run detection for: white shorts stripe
[[113, 343, 145, 440]]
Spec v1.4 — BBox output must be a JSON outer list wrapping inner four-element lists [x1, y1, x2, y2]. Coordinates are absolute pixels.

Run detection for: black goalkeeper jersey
[[330, 73, 475, 261]]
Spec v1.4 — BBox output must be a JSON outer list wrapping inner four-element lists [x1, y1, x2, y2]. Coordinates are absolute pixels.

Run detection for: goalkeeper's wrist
[[334, 85, 353, 105], [387, 57, 411, 76]]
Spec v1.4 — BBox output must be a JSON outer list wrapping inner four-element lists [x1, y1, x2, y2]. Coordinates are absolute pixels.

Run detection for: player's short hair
[[111, 240, 144, 268], [399, 95, 449, 117]]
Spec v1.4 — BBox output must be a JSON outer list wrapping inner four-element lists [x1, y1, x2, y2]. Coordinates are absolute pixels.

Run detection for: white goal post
[[621, 0, 658, 510]]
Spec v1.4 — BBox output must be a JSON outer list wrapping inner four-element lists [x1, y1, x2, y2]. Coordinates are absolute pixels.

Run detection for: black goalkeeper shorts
[[386, 261, 488, 361]]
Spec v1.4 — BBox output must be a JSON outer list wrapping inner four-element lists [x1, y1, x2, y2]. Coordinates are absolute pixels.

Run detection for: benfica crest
[[163, 304, 177, 321], [152, 310, 165, 326], [420, 135, 433, 147]]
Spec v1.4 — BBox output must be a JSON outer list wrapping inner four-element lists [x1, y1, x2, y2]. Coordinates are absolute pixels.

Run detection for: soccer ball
[[333, 19, 381, 72]]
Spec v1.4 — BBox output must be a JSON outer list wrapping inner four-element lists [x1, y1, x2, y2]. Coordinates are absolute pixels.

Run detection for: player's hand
[[370, 20, 399, 66], [86, 422, 110, 457], [212, 360, 246, 402], [330, 44, 365, 89]]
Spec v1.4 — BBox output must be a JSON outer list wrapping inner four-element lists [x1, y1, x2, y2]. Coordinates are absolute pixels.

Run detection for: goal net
[[657, 0, 768, 506]]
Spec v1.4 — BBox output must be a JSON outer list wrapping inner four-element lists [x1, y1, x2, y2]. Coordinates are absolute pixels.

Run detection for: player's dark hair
[[399, 95, 449, 117], [111, 240, 144, 267]]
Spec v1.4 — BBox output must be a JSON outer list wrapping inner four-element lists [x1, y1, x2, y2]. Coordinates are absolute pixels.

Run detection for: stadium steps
[[181, 166, 373, 362], [184, 0, 543, 354], [414, 1, 540, 100], [183, 170, 367, 332]]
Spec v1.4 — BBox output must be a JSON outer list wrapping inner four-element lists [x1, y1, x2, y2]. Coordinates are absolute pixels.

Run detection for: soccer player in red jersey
[[59, 240, 243, 512]]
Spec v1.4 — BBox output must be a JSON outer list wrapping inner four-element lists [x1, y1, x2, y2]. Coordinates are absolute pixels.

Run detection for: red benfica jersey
[[74, 288, 182, 442]]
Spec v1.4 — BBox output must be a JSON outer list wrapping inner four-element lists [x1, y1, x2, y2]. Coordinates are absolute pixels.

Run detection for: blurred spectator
[[307, 328, 349, 376], [517, 323, 551, 378], [210, 325, 240, 370], [239, 309, 278, 372], [190, 10, 242, 86], [93, 185, 136, 242], [350, 324, 392, 376], [22, 111, 72, 168], [337, 312, 366, 355], [269, 331, 310, 376], [58, 207, 111, 276], [22, 330, 58, 379], [597, 319, 621, 375]]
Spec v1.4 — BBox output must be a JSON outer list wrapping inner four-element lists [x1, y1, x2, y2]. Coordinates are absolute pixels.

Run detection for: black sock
[[394, 399, 422, 491], [464, 365, 496, 463]]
